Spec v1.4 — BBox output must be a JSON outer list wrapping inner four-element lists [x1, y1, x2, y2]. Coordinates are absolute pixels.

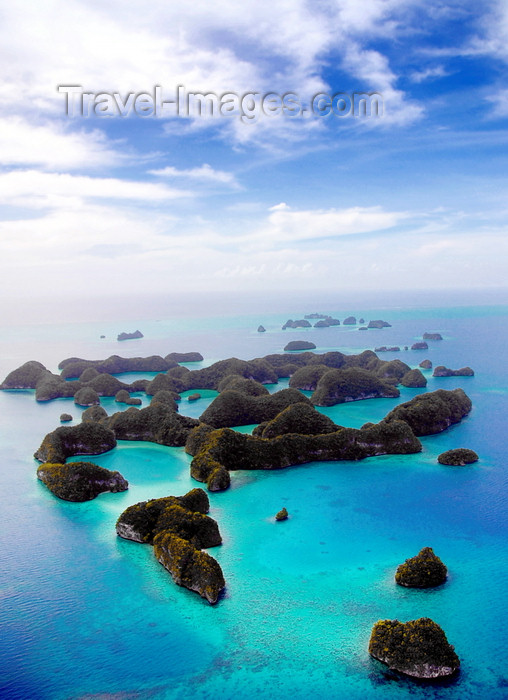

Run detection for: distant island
[[117, 330, 144, 341]]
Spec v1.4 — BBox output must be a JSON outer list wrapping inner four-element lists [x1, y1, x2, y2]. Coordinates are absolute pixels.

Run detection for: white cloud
[[410, 66, 450, 83], [0, 170, 190, 209], [246, 204, 405, 248], [0, 116, 125, 170], [149, 163, 240, 188]]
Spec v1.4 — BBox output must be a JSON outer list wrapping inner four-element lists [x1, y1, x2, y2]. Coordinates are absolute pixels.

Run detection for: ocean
[[0, 290, 507, 700]]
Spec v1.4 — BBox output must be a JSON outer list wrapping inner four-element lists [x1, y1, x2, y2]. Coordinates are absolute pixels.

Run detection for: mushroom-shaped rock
[[275, 507, 288, 521], [438, 448, 479, 466], [37, 461, 128, 502], [400, 369, 427, 388], [395, 547, 447, 588], [153, 532, 225, 604], [419, 359, 432, 370], [284, 340, 316, 351], [74, 386, 100, 407], [369, 618, 460, 679], [60, 413, 73, 422]]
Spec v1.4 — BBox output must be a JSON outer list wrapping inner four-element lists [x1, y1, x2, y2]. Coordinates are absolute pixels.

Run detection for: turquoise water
[[0, 297, 507, 699]]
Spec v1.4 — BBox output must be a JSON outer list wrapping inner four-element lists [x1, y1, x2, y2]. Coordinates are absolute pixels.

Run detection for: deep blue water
[[0, 295, 507, 699]]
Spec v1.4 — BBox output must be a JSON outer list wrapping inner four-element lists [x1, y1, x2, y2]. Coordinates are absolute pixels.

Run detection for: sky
[[1, 0, 508, 304]]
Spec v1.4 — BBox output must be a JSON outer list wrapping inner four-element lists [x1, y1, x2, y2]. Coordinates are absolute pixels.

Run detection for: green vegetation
[[438, 448, 479, 465], [34, 422, 117, 463], [252, 402, 339, 439], [275, 507, 288, 521], [217, 375, 270, 396], [104, 403, 198, 447], [284, 340, 317, 351], [384, 388, 472, 436], [0, 360, 49, 389], [60, 413, 73, 422], [400, 369, 427, 388], [369, 618, 460, 679], [116, 489, 220, 547], [153, 532, 225, 604], [81, 405, 108, 423], [116, 488, 225, 604], [433, 366, 474, 377], [74, 387, 100, 406], [37, 461, 128, 501], [419, 360, 432, 369], [311, 367, 399, 406], [199, 387, 312, 428], [289, 364, 331, 390], [395, 547, 447, 588], [59, 354, 175, 378], [189, 420, 421, 491], [165, 352, 203, 363]]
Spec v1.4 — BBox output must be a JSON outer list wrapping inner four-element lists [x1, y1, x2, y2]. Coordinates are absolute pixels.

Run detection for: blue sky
[[1, 0, 507, 301]]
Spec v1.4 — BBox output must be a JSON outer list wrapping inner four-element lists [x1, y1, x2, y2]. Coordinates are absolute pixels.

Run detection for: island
[[257, 325, 266, 332], [400, 368, 427, 388], [411, 342, 428, 350], [423, 332, 443, 340], [275, 507, 288, 521], [34, 422, 117, 463], [60, 413, 73, 422], [282, 319, 312, 329], [311, 367, 400, 406], [433, 366, 474, 377], [384, 388, 472, 435], [0, 360, 49, 389], [165, 352, 204, 363], [284, 340, 317, 351], [343, 316, 356, 325], [368, 320, 392, 328], [375, 346, 400, 353], [188, 419, 422, 491], [437, 448, 479, 465], [369, 618, 460, 679], [419, 359, 432, 369], [116, 489, 225, 604], [37, 461, 128, 502], [395, 547, 447, 587], [313, 317, 340, 327], [199, 388, 313, 428], [117, 330, 144, 341], [74, 387, 100, 406]]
